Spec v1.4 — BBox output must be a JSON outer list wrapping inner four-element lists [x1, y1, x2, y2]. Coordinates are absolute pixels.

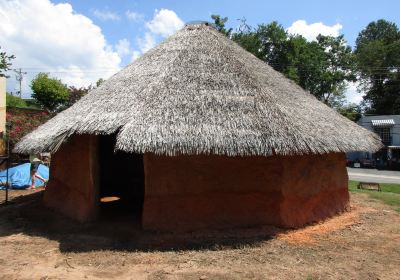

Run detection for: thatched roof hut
[[15, 23, 382, 231]]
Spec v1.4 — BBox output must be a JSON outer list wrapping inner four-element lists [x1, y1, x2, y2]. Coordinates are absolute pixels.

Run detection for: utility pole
[[14, 68, 27, 98]]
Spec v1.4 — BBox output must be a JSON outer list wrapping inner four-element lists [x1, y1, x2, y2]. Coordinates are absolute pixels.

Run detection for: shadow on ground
[[0, 191, 283, 253]]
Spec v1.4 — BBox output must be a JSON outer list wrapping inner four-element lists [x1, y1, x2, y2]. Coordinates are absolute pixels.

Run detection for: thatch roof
[[14, 23, 383, 156]]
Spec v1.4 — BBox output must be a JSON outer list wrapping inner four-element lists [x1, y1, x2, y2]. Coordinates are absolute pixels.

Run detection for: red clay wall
[[142, 153, 349, 231], [44, 134, 99, 222]]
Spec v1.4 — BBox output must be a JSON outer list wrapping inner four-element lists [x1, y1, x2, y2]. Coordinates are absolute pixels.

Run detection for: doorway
[[98, 134, 144, 222]]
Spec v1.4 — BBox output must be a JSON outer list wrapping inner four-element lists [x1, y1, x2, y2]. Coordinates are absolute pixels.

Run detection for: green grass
[[348, 180, 400, 212]]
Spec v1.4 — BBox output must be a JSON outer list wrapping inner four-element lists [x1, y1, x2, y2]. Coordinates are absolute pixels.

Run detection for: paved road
[[347, 167, 400, 184]]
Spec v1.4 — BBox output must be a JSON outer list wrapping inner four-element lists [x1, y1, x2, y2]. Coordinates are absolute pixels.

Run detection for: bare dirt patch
[[277, 204, 376, 244], [0, 186, 45, 204], [0, 190, 399, 280]]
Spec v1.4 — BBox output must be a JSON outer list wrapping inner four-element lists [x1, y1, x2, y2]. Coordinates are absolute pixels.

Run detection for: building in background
[[348, 115, 400, 170]]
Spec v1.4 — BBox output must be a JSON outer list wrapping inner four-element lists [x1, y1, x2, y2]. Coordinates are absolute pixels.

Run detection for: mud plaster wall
[[142, 153, 349, 231], [44, 134, 99, 222]]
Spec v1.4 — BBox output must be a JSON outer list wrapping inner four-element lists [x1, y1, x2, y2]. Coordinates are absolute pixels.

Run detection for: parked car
[[359, 158, 375, 168], [346, 158, 354, 167]]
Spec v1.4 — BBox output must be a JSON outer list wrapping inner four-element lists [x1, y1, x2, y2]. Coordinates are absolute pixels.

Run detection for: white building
[[353, 115, 400, 169]]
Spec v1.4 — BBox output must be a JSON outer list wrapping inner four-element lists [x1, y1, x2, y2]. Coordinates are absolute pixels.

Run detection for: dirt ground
[[0, 189, 399, 280]]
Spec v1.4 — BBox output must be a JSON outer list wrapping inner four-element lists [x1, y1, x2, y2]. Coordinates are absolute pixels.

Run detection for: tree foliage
[[336, 103, 362, 122], [31, 73, 70, 112], [96, 78, 105, 87], [212, 16, 355, 106], [211, 15, 232, 37], [65, 85, 92, 108], [0, 46, 15, 77], [355, 19, 400, 114]]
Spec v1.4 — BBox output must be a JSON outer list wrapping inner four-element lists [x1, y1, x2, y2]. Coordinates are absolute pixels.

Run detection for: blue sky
[[55, 0, 400, 49], [1, 0, 400, 101]]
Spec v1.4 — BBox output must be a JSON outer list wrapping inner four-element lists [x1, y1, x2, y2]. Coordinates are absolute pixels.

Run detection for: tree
[[0, 46, 15, 77], [292, 35, 355, 104], [96, 78, 105, 87], [211, 15, 232, 37], [355, 19, 400, 114], [211, 15, 355, 105], [256, 21, 289, 69], [31, 73, 70, 111], [336, 103, 362, 122], [326, 91, 362, 121], [230, 19, 262, 57], [65, 85, 92, 108]]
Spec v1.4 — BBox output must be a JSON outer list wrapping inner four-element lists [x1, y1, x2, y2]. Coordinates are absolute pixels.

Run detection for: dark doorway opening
[[98, 134, 144, 223]]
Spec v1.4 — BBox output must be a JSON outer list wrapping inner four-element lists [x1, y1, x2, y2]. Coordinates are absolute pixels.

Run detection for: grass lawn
[[348, 180, 400, 212]]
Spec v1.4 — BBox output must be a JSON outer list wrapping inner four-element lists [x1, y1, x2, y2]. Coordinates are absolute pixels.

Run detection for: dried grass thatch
[[14, 23, 383, 156]]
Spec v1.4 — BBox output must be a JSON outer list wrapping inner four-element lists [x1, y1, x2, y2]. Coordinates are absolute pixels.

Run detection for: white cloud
[[115, 38, 131, 57], [0, 0, 121, 97], [137, 33, 156, 53], [92, 8, 120, 21], [145, 9, 184, 37], [345, 82, 364, 104], [131, 9, 184, 60], [126, 10, 144, 22], [287, 20, 343, 41], [131, 51, 141, 62]]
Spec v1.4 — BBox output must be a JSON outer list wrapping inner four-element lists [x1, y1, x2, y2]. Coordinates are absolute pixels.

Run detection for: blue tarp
[[0, 163, 49, 190]]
